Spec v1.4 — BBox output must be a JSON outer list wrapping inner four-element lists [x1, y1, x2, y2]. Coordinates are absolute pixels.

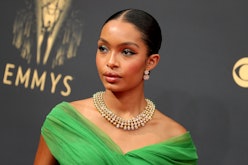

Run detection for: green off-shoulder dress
[[41, 102, 198, 165]]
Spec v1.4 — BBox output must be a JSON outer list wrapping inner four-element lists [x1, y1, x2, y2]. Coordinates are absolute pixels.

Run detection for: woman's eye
[[98, 45, 108, 53], [122, 49, 135, 56]]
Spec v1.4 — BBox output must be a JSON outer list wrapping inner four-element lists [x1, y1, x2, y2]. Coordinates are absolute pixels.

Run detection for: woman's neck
[[103, 90, 147, 119]]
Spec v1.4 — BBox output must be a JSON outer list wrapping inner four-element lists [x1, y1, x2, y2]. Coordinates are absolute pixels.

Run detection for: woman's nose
[[106, 53, 118, 69]]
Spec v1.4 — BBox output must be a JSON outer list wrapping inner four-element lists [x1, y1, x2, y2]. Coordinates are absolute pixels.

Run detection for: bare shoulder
[[69, 98, 98, 119], [70, 98, 93, 111], [150, 109, 187, 140]]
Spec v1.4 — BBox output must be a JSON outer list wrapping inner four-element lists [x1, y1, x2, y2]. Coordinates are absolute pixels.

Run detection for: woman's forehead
[[100, 20, 143, 42]]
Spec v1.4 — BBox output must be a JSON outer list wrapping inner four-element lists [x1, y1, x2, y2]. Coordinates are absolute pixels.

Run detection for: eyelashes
[[98, 45, 136, 56], [98, 45, 108, 53], [122, 48, 136, 56]]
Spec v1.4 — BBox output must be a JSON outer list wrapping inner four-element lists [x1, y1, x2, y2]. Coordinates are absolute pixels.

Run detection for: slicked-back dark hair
[[103, 9, 162, 56]]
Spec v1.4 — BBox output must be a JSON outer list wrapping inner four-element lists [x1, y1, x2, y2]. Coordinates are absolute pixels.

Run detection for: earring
[[143, 70, 150, 80]]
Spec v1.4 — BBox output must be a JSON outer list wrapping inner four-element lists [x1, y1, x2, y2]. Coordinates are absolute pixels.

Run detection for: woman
[[34, 9, 198, 165]]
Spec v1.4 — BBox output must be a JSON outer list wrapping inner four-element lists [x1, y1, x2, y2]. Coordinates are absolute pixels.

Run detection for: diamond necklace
[[93, 91, 155, 131]]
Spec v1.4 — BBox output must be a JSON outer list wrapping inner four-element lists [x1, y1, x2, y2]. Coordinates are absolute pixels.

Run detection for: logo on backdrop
[[2, 0, 83, 96], [232, 57, 248, 88]]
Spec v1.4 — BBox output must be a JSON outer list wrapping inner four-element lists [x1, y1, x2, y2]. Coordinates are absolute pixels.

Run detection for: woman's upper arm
[[34, 135, 58, 165]]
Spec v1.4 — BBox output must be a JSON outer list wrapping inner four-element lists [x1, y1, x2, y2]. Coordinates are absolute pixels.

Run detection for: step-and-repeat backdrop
[[1, 0, 247, 164]]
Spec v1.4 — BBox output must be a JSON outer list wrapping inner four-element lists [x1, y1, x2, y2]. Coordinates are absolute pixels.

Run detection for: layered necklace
[[93, 91, 156, 131]]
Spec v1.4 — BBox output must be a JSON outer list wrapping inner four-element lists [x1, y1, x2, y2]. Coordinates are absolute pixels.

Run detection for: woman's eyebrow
[[98, 38, 139, 48]]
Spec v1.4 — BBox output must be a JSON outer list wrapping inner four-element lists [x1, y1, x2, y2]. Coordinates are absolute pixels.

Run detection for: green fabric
[[41, 102, 198, 165]]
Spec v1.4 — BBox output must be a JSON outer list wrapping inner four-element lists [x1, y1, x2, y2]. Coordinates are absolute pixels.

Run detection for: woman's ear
[[146, 54, 160, 71]]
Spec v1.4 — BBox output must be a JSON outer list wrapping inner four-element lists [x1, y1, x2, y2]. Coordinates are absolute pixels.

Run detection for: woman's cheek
[[126, 62, 144, 77]]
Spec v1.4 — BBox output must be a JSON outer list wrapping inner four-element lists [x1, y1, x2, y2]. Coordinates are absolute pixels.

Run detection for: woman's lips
[[103, 72, 121, 83]]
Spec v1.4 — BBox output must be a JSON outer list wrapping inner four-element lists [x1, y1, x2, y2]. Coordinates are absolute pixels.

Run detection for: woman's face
[[96, 20, 149, 92]]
